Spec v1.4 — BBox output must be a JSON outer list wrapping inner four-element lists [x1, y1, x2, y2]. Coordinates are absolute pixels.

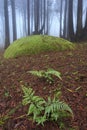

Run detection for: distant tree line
[[3, 0, 87, 48]]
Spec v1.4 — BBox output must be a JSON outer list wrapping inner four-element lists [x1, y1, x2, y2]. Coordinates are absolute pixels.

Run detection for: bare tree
[[76, 0, 83, 40], [32, 0, 46, 34], [84, 9, 87, 30], [4, 0, 10, 49], [60, 0, 63, 37], [67, 0, 74, 41], [63, 0, 68, 38], [27, 0, 30, 35], [10, 0, 17, 41], [33, 0, 40, 34]]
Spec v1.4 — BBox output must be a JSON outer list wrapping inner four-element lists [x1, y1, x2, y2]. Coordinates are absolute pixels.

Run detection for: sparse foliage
[[29, 68, 62, 84]]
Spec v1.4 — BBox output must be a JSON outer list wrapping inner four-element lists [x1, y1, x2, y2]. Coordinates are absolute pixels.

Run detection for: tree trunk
[[27, 0, 30, 35], [60, 0, 63, 37], [84, 10, 87, 30], [10, 0, 17, 41], [34, 0, 40, 34], [4, 0, 10, 49], [63, 0, 68, 38], [76, 0, 83, 40], [67, 0, 74, 41], [33, 0, 45, 34]]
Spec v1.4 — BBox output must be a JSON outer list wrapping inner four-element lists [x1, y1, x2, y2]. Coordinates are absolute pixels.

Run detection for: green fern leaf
[[47, 68, 62, 80], [22, 86, 34, 95], [35, 116, 46, 125], [33, 109, 41, 120], [22, 87, 35, 105], [29, 69, 62, 84], [45, 98, 73, 121], [28, 104, 35, 115], [32, 96, 44, 103], [22, 87, 73, 126], [29, 70, 44, 77]]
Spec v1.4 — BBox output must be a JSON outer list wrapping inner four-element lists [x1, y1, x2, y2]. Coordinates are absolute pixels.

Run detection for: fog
[[0, 0, 87, 48]]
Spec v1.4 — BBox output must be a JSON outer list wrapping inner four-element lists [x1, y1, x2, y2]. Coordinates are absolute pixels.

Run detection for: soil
[[0, 44, 87, 130]]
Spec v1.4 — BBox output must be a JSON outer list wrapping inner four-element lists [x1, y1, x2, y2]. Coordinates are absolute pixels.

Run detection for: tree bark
[[4, 0, 10, 49], [27, 0, 30, 35], [67, 0, 74, 41], [10, 0, 17, 41], [63, 0, 68, 38], [60, 0, 63, 37], [76, 0, 83, 40]]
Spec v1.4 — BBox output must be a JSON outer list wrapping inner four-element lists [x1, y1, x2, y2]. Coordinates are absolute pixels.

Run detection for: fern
[[22, 86, 46, 124], [46, 68, 62, 80], [29, 68, 62, 84], [45, 97, 73, 121], [29, 70, 44, 78], [22, 86, 35, 105], [22, 86, 73, 126]]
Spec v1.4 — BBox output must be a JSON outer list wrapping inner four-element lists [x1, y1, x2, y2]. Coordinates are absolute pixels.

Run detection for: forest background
[[0, 0, 87, 49]]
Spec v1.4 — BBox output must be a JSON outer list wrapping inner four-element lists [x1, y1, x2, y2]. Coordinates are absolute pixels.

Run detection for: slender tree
[[22, 0, 27, 36], [76, 0, 83, 40], [39, 0, 46, 34], [30, 0, 34, 33], [4, 0, 10, 49], [67, 0, 74, 41], [43, 0, 46, 34], [27, 0, 30, 35], [81, 9, 87, 40], [33, 0, 46, 34], [84, 9, 87, 30], [10, 0, 17, 41], [33, 0, 40, 34], [60, 0, 63, 37], [63, 0, 68, 38]]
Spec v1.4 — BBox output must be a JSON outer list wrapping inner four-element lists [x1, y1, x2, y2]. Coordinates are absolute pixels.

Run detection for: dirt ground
[[0, 44, 87, 130]]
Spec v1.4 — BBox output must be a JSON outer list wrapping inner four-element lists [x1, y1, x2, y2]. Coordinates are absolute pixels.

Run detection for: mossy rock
[[4, 35, 75, 59]]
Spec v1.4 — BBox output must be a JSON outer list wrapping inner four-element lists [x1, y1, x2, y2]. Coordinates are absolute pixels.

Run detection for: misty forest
[[0, 0, 87, 48], [0, 0, 87, 130]]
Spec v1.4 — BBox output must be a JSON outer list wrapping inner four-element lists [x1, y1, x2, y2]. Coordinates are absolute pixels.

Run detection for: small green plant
[[4, 91, 10, 97], [0, 115, 9, 126], [22, 86, 73, 126], [29, 68, 62, 84], [22, 87, 46, 125]]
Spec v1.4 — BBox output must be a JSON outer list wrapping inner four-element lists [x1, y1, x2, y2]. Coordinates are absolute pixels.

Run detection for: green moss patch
[[4, 35, 75, 59]]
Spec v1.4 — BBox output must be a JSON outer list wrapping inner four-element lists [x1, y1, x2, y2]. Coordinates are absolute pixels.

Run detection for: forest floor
[[0, 43, 87, 130]]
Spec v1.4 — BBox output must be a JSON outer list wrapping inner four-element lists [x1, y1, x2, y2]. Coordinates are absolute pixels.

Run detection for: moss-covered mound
[[4, 35, 75, 59]]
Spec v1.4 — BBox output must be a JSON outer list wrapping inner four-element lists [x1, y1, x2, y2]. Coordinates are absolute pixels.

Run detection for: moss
[[4, 35, 75, 59]]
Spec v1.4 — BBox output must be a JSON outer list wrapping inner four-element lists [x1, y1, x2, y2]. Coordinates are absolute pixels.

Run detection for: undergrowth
[[22, 86, 73, 128], [29, 68, 62, 84]]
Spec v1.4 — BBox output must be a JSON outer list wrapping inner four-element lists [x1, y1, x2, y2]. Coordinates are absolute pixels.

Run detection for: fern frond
[[22, 86, 46, 123], [28, 103, 35, 115], [47, 68, 62, 80], [32, 96, 45, 103], [22, 86, 34, 94], [22, 86, 35, 105], [29, 70, 44, 77], [29, 68, 62, 84], [28, 104, 42, 119], [22, 87, 73, 126], [54, 91, 62, 99], [45, 98, 73, 121], [35, 116, 46, 125]]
